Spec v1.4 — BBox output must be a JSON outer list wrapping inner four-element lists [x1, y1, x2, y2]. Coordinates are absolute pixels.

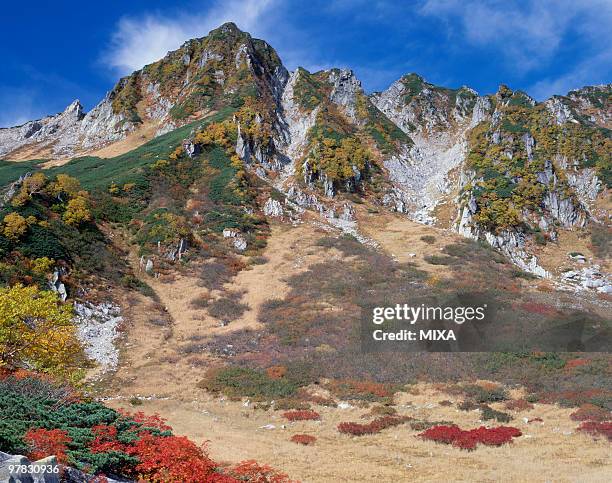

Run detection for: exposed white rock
[[74, 302, 122, 373], [278, 70, 319, 164], [263, 197, 284, 217], [326, 69, 362, 122], [561, 265, 612, 292], [544, 96, 575, 125], [233, 237, 247, 251]]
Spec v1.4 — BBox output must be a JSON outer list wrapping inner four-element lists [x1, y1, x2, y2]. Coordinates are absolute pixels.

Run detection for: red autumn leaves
[[419, 425, 522, 450]]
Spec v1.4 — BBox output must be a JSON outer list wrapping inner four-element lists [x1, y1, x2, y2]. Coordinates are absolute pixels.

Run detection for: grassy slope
[[0, 107, 235, 191], [0, 159, 46, 187]]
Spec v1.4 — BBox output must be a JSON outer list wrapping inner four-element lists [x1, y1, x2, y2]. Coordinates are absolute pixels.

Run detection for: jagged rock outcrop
[[0, 22, 289, 162], [372, 74, 488, 223], [2, 22, 609, 287], [263, 197, 284, 218], [0, 96, 136, 160]]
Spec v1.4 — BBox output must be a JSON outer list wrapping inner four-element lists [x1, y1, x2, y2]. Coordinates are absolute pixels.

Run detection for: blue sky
[[1, 0, 610, 127]]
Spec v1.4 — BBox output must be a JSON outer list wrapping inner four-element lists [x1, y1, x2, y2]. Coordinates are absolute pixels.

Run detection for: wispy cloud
[[528, 50, 612, 100], [0, 87, 42, 127], [420, 0, 612, 74], [102, 0, 279, 75]]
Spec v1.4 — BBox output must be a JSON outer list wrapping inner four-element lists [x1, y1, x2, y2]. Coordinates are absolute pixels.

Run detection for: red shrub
[[24, 428, 72, 464], [417, 425, 463, 444], [564, 358, 590, 371], [504, 399, 534, 411], [120, 410, 173, 431], [90, 425, 124, 453], [283, 410, 320, 421], [290, 434, 316, 445], [337, 416, 407, 436], [125, 432, 216, 482], [570, 404, 611, 422], [231, 460, 293, 482], [419, 425, 521, 451], [577, 421, 612, 441]]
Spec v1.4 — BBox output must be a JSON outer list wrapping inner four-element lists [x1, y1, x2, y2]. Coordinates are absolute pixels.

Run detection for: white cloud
[[0, 87, 40, 127], [529, 50, 612, 100], [103, 0, 279, 74], [420, 0, 612, 73]]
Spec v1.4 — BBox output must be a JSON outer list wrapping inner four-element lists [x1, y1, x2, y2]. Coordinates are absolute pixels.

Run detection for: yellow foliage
[[152, 159, 170, 170], [3, 212, 28, 241], [63, 196, 91, 226], [12, 173, 48, 207], [308, 135, 371, 181], [168, 146, 184, 160], [49, 174, 81, 200], [0, 284, 82, 376], [193, 121, 236, 149], [31, 257, 55, 275]]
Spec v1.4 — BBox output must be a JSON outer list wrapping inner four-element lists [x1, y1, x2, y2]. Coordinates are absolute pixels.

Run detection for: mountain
[[1, 22, 611, 482], [1, 22, 610, 287]]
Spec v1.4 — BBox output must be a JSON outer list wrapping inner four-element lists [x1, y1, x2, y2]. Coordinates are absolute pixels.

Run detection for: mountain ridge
[[1, 21, 610, 288]]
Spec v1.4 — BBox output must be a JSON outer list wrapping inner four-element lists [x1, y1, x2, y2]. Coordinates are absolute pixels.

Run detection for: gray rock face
[[484, 230, 550, 278], [372, 76, 487, 223], [278, 70, 319, 163], [0, 96, 135, 159], [49, 270, 68, 302], [263, 197, 284, 218], [1, 173, 31, 207], [326, 69, 362, 122], [561, 265, 611, 293], [0, 452, 129, 483], [74, 302, 122, 373], [544, 96, 576, 125], [222, 228, 247, 251]]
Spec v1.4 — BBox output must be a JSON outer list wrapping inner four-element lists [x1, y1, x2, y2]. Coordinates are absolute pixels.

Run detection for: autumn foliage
[[290, 434, 316, 446], [0, 284, 82, 377], [283, 410, 320, 421], [569, 404, 611, 422], [230, 460, 292, 483], [24, 428, 71, 464], [419, 425, 522, 450], [126, 432, 217, 482], [337, 416, 408, 436]]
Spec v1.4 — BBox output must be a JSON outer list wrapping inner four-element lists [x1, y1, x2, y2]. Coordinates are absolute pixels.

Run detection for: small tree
[[0, 284, 82, 376], [12, 173, 47, 206], [49, 174, 81, 201], [63, 196, 92, 226], [3, 212, 28, 241]]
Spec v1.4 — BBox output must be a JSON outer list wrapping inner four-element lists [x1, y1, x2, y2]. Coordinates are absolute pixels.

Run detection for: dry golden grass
[[97, 216, 611, 482]]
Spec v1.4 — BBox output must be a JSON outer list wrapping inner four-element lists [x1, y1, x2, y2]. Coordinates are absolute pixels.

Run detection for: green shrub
[[462, 384, 508, 403], [480, 405, 512, 423], [198, 366, 300, 399], [420, 235, 436, 244]]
